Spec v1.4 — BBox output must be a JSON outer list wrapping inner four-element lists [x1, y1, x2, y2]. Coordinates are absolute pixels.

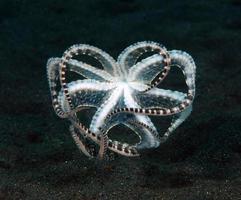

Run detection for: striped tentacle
[[48, 58, 114, 83], [69, 114, 109, 159], [125, 95, 192, 145], [57, 79, 115, 113], [142, 52, 171, 92], [47, 58, 114, 117], [59, 44, 119, 109], [69, 125, 92, 158], [118, 41, 170, 79], [136, 88, 186, 110], [47, 58, 69, 118], [164, 105, 192, 138], [140, 88, 192, 139], [128, 120, 158, 137], [97, 127, 109, 160], [58, 45, 119, 159], [95, 111, 160, 151], [89, 86, 123, 134], [107, 50, 196, 118], [106, 93, 193, 117], [67, 58, 114, 82], [70, 116, 139, 157], [98, 117, 140, 156], [168, 50, 196, 97], [107, 138, 139, 157], [127, 52, 171, 91], [47, 58, 109, 158], [140, 88, 193, 139], [123, 86, 160, 148], [126, 120, 162, 148]]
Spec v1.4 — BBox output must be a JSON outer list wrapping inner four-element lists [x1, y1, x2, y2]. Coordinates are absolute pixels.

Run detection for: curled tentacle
[[47, 58, 109, 158], [59, 44, 120, 109], [69, 115, 139, 158], [164, 105, 192, 138], [122, 86, 160, 148], [136, 88, 191, 138], [99, 113, 160, 150], [69, 114, 109, 159], [127, 53, 171, 90], [168, 50, 196, 97], [57, 79, 115, 113], [126, 120, 160, 149], [118, 41, 170, 78], [47, 58, 69, 118], [106, 91, 193, 117], [69, 125, 93, 158], [89, 87, 123, 134], [107, 50, 196, 117], [59, 44, 119, 109], [57, 45, 119, 158], [66, 58, 114, 82]]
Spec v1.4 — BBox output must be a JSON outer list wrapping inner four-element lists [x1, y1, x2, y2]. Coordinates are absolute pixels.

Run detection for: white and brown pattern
[[47, 41, 196, 160]]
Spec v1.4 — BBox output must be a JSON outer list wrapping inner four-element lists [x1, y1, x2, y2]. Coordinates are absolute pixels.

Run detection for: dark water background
[[0, 0, 241, 199]]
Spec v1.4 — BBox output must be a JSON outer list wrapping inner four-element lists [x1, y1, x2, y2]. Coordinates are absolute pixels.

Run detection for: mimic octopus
[[47, 41, 196, 160]]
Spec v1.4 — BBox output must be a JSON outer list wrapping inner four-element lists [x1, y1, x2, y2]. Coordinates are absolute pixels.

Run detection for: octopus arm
[[127, 54, 166, 84], [117, 41, 167, 77], [62, 44, 121, 77], [137, 88, 192, 138], [136, 88, 187, 109], [48, 57, 114, 82], [164, 105, 192, 138], [168, 50, 196, 97], [47, 58, 69, 117], [123, 118, 160, 149], [58, 79, 116, 113], [108, 50, 196, 117], [123, 88, 160, 149], [69, 125, 92, 158], [89, 87, 123, 134], [100, 113, 161, 150], [67, 58, 114, 82]]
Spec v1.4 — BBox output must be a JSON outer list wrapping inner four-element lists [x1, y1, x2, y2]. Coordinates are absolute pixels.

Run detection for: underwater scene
[[0, 0, 241, 199]]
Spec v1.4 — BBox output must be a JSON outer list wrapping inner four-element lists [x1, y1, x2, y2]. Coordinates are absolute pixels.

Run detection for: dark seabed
[[0, 0, 241, 199]]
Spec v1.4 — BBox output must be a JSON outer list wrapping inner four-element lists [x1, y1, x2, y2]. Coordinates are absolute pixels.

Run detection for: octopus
[[47, 41, 196, 160]]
